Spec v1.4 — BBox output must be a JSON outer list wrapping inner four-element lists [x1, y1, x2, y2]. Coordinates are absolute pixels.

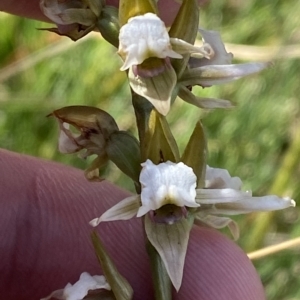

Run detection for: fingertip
[[177, 226, 265, 300]]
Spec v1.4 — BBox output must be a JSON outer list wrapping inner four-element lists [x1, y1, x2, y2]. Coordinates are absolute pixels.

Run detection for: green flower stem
[[245, 131, 300, 251], [132, 92, 172, 299], [132, 91, 153, 147], [146, 239, 172, 300]]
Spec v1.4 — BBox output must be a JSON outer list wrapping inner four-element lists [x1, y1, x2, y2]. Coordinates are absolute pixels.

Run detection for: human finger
[[0, 0, 207, 25], [0, 149, 264, 300]]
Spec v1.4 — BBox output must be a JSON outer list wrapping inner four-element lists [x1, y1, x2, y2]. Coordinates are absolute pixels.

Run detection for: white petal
[[196, 188, 251, 204], [213, 195, 296, 215], [89, 195, 140, 226], [120, 48, 142, 71], [118, 13, 180, 70], [198, 28, 233, 66], [138, 160, 198, 216], [58, 123, 81, 154], [180, 62, 271, 87], [205, 166, 242, 189], [41, 272, 110, 300], [136, 205, 151, 218], [170, 38, 210, 58], [41, 289, 64, 300], [196, 215, 240, 240]]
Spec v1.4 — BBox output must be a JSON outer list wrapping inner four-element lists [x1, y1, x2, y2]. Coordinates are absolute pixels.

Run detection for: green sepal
[[49, 105, 119, 138], [97, 6, 120, 48], [128, 60, 177, 116], [106, 131, 141, 185], [119, 0, 158, 26], [178, 85, 234, 109], [142, 109, 180, 164], [38, 25, 95, 41], [86, 0, 104, 17], [132, 92, 153, 147], [146, 240, 172, 300], [181, 121, 207, 188], [91, 231, 133, 300], [168, 0, 200, 77], [144, 213, 194, 291]]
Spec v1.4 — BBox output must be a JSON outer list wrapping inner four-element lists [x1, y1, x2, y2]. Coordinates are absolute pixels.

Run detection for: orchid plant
[[39, 0, 295, 299]]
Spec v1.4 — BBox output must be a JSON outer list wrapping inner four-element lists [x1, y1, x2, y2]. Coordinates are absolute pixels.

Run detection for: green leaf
[[144, 214, 194, 291], [91, 231, 133, 300], [181, 121, 207, 187], [142, 110, 180, 164], [168, 0, 200, 77]]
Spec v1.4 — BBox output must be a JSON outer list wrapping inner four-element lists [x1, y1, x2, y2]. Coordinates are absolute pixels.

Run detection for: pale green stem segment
[[91, 231, 133, 300], [132, 92, 153, 148], [132, 91, 178, 299], [132, 92, 180, 164], [146, 240, 172, 300], [245, 130, 300, 251]]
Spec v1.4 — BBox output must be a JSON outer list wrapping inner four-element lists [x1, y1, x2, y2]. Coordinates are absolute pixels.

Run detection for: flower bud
[[97, 6, 120, 47], [40, 0, 99, 40], [106, 131, 141, 185], [49, 105, 119, 181]]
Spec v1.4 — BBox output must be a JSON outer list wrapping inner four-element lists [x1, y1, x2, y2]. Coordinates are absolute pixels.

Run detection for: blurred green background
[[1, 0, 300, 299]]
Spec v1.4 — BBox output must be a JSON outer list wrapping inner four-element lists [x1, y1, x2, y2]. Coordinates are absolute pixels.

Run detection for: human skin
[[0, 0, 194, 26], [0, 1, 265, 299], [0, 149, 265, 300]]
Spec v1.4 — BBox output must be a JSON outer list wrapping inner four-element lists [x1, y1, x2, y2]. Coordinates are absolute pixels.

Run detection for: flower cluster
[[40, 0, 296, 298]]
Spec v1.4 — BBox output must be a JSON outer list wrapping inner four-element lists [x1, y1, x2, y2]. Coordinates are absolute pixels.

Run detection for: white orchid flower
[[41, 272, 111, 300], [90, 160, 199, 226], [118, 13, 212, 115], [90, 160, 295, 228], [118, 13, 182, 71]]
